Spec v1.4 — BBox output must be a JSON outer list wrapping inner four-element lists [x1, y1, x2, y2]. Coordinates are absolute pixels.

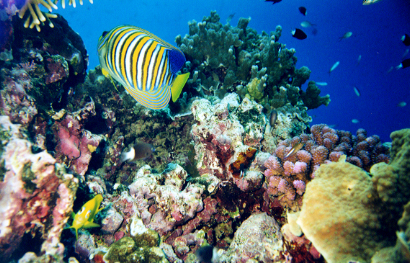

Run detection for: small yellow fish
[[69, 194, 104, 240], [285, 142, 304, 158]]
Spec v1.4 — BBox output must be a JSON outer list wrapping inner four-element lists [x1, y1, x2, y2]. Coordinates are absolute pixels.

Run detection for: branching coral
[[17, 0, 93, 32]]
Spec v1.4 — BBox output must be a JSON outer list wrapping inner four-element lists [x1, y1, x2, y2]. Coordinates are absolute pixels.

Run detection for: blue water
[[56, 0, 410, 142]]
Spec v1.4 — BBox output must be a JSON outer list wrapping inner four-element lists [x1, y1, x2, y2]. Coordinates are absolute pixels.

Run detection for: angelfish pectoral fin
[[83, 222, 101, 229], [101, 67, 110, 77], [171, 72, 190, 102]]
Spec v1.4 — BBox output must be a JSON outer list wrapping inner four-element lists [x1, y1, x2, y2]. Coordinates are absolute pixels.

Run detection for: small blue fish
[[356, 55, 362, 65], [97, 25, 190, 110], [339, 32, 352, 41], [329, 61, 340, 74], [363, 0, 382, 5], [353, 86, 361, 97]]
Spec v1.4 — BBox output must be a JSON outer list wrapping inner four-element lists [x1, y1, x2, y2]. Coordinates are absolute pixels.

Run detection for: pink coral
[[55, 115, 81, 159], [312, 146, 329, 166], [278, 178, 288, 193], [264, 155, 283, 176], [296, 150, 312, 163], [293, 180, 306, 195], [0, 116, 78, 262], [264, 124, 389, 210], [52, 101, 102, 176], [293, 161, 307, 174], [300, 124, 389, 171], [0, 68, 38, 126], [283, 161, 295, 176]]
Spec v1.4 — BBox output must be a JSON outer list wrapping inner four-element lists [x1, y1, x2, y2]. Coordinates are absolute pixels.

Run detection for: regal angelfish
[[97, 25, 190, 110]]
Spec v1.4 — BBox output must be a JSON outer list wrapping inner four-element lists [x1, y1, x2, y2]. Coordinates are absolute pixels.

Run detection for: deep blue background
[[55, 0, 410, 142]]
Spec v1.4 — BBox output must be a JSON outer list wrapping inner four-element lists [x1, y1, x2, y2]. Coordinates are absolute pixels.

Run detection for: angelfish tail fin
[[171, 72, 190, 102]]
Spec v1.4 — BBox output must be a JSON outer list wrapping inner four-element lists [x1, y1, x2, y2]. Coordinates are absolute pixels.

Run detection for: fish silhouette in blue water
[[292, 28, 307, 40], [299, 6, 307, 16], [265, 0, 282, 4]]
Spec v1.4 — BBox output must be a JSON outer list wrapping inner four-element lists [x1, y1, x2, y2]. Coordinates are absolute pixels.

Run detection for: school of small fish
[[261, 1, 408, 131]]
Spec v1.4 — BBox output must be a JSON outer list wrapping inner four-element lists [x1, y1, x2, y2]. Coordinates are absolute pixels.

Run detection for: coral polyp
[[17, 0, 93, 32]]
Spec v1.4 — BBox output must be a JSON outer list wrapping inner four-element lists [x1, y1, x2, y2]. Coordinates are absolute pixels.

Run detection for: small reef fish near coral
[[0, 0, 409, 263], [68, 194, 104, 240], [121, 142, 155, 162]]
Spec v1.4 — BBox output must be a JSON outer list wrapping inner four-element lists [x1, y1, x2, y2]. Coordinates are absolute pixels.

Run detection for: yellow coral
[[18, 0, 93, 32]]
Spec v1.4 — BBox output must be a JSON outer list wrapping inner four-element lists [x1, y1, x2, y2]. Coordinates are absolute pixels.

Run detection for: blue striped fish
[[97, 25, 190, 109]]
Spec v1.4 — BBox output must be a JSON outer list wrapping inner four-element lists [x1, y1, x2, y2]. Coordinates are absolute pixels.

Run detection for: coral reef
[[128, 164, 204, 236], [219, 212, 283, 262], [0, 5, 401, 263], [0, 12, 88, 119], [263, 123, 389, 209], [52, 99, 103, 178], [296, 128, 410, 263], [175, 11, 330, 111], [103, 216, 169, 263], [0, 115, 78, 262]]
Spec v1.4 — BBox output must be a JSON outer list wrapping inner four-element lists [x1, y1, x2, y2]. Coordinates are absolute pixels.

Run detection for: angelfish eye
[[102, 31, 108, 37]]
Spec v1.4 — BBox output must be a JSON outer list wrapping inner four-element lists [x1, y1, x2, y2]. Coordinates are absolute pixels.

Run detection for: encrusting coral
[[0, 115, 78, 262]]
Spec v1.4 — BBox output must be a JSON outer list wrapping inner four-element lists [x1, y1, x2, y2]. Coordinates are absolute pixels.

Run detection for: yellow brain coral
[[18, 0, 93, 32], [296, 156, 388, 263]]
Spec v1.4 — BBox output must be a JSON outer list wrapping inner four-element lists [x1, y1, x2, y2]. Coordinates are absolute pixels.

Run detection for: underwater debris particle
[[229, 147, 257, 178]]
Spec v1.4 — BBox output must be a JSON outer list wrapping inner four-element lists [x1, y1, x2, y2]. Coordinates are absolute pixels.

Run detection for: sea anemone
[[18, 0, 93, 32]]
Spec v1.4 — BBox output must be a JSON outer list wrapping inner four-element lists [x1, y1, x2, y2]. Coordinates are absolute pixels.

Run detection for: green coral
[[176, 10, 329, 112], [103, 232, 168, 263], [22, 162, 37, 194], [300, 81, 331, 109]]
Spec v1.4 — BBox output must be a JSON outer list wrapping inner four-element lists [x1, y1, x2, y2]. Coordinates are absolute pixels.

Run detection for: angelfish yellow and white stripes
[[98, 25, 189, 109]]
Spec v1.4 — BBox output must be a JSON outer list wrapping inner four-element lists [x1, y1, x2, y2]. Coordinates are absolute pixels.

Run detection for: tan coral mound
[[297, 129, 410, 263], [296, 157, 388, 263]]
